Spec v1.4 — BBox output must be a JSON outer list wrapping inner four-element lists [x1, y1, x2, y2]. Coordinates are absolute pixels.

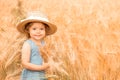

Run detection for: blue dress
[[21, 39, 47, 80]]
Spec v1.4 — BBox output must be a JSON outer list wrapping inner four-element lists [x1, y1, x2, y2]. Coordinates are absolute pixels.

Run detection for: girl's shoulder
[[23, 39, 36, 48], [25, 39, 31, 43], [24, 39, 33, 45], [22, 40, 32, 48], [22, 40, 31, 50]]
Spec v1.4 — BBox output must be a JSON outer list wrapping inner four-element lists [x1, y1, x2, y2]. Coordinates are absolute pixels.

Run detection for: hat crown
[[25, 11, 49, 22]]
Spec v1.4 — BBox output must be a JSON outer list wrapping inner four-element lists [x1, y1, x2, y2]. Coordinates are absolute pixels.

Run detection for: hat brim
[[17, 19, 57, 35]]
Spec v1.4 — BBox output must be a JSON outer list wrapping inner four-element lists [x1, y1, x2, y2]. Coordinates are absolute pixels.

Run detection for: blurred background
[[0, 0, 120, 80]]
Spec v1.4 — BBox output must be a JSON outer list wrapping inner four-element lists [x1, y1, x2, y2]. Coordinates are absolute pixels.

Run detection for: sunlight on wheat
[[0, 0, 120, 80]]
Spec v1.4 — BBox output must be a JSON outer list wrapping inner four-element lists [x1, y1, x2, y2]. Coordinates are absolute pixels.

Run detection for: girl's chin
[[33, 37, 44, 40]]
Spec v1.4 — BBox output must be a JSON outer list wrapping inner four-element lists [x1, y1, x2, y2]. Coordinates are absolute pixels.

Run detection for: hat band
[[28, 16, 49, 22]]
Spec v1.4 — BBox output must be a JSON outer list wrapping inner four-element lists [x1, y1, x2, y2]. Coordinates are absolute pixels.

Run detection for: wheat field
[[0, 0, 120, 80]]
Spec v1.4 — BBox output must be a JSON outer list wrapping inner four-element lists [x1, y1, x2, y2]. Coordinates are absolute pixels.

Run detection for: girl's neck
[[29, 38, 42, 46]]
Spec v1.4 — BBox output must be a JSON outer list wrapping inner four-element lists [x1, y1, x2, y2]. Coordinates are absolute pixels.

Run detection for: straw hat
[[16, 11, 57, 35]]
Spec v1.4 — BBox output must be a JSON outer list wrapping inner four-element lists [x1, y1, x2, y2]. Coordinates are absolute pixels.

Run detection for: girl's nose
[[36, 30, 41, 33]]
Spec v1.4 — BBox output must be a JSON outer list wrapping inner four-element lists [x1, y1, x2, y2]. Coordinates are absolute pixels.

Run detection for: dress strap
[[26, 39, 45, 47], [41, 40, 45, 46]]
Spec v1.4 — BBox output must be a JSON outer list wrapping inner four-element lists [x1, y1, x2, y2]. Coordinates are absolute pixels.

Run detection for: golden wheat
[[0, 0, 120, 80]]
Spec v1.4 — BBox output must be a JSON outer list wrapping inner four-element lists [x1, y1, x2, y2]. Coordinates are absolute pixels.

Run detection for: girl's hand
[[42, 63, 50, 70]]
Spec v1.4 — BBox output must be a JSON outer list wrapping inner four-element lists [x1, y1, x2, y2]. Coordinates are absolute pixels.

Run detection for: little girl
[[17, 11, 57, 80]]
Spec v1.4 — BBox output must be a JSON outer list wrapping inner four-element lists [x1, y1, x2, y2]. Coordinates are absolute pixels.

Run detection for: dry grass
[[0, 0, 120, 80]]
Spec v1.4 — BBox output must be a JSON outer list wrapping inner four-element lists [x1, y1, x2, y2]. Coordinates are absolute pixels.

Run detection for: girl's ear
[[24, 29, 30, 33], [24, 29, 30, 38], [26, 32, 30, 38], [27, 30, 30, 33]]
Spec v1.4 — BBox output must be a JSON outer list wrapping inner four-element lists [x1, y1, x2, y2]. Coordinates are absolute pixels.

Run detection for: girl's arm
[[21, 42, 49, 71]]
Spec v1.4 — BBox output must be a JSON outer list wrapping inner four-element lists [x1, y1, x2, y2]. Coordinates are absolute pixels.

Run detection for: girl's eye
[[40, 28, 45, 30], [33, 28, 36, 30]]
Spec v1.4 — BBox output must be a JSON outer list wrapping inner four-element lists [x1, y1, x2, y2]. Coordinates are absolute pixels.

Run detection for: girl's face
[[28, 22, 46, 41]]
